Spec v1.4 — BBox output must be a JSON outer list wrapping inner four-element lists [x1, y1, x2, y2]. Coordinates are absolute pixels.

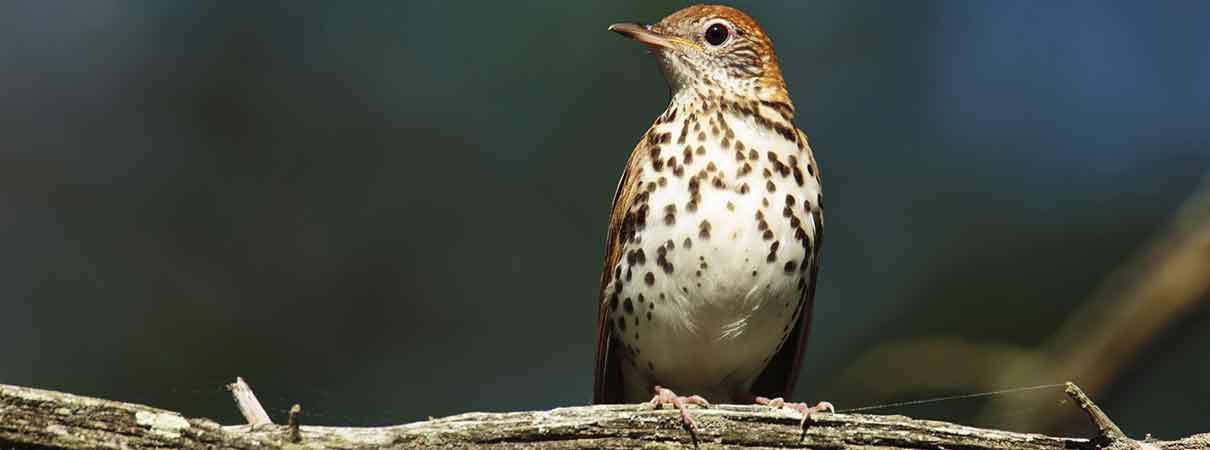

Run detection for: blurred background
[[2, 0, 1208, 439]]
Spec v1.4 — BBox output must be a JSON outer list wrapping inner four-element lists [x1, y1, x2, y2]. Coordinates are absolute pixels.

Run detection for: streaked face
[[647, 6, 781, 94]]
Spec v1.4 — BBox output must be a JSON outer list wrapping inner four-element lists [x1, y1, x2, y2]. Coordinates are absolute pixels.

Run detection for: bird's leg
[[754, 396, 834, 431], [650, 385, 710, 444]]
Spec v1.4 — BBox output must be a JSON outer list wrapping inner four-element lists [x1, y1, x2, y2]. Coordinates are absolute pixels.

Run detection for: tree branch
[[1, 382, 1206, 449]]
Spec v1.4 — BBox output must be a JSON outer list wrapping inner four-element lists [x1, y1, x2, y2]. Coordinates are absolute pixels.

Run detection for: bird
[[593, 4, 832, 435]]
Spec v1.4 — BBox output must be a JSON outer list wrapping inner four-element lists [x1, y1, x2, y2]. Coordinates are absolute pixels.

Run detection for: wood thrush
[[593, 4, 832, 434]]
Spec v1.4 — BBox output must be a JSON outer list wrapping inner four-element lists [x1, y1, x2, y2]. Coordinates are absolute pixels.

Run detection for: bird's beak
[[608, 22, 684, 52]]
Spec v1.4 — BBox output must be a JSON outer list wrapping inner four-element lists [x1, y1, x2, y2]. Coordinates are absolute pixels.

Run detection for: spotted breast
[[594, 4, 824, 408]]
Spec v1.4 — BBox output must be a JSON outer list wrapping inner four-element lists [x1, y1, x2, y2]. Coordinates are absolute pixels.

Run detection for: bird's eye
[[704, 23, 730, 46]]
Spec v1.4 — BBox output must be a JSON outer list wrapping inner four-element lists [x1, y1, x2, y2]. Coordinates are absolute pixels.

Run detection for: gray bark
[[1, 382, 1204, 449]]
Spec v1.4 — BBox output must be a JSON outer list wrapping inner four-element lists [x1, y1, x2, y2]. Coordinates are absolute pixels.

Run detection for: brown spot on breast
[[811, 208, 823, 247], [656, 249, 674, 274], [775, 124, 796, 142], [766, 180, 777, 192], [620, 212, 636, 244], [696, 145, 705, 155], [706, 162, 718, 172], [699, 220, 712, 240], [644, 272, 655, 286]]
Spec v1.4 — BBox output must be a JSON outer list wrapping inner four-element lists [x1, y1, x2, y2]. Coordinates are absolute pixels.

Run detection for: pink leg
[[649, 385, 711, 442], [755, 396, 834, 429]]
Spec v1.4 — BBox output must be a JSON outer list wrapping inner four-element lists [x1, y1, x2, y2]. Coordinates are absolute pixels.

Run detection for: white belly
[[605, 107, 822, 402]]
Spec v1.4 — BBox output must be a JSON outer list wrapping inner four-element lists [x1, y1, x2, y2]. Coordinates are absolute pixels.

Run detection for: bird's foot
[[650, 385, 710, 446], [754, 397, 834, 438]]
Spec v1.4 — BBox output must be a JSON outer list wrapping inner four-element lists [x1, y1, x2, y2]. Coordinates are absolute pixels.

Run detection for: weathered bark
[[0, 382, 1205, 449]]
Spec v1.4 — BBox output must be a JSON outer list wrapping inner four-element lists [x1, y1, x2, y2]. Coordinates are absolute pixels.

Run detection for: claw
[[649, 385, 710, 447], [754, 397, 834, 440]]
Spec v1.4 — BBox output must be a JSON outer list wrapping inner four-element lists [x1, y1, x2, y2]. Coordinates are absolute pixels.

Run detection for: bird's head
[[609, 5, 787, 102]]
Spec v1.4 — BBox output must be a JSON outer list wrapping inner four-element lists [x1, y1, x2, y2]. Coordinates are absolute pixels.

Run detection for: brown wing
[[592, 138, 648, 404], [750, 128, 823, 400]]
